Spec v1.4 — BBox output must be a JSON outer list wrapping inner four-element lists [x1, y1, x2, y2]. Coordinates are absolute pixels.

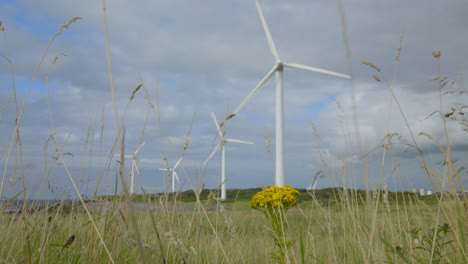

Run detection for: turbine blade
[[133, 161, 140, 175], [159, 168, 169, 171], [174, 157, 183, 169], [134, 142, 145, 155], [310, 171, 322, 190], [232, 65, 277, 115], [312, 180, 318, 190], [256, 0, 279, 60], [211, 112, 223, 138], [311, 175, 318, 189], [225, 139, 254, 144], [284, 63, 351, 79], [173, 171, 180, 184], [204, 142, 222, 166]]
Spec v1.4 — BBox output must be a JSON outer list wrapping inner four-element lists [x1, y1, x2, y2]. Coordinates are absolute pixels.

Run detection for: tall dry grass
[[0, 3, 467, 264]]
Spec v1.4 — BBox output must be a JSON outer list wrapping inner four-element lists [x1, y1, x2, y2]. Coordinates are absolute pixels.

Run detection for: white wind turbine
[[160, 157, 183, 193], [116, 142, 145, 194], [204, 112, 254, 200], [307, 171, 323, 191], [227, 0, 351, 186]]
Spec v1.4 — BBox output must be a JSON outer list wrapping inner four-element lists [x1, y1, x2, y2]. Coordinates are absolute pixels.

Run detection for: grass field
[[0, 189, 467, 263], [2, 3, 468, 264]]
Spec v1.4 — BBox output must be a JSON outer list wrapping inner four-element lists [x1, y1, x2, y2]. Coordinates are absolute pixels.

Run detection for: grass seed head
[[373, 74, 381, 82], [57, 17, 82, 36], [225, 113, 236, 121], [362, 61, 381, 72], [130, 83, 143, 101], [445, 111, 455, 118], [418, 131, 433, 139], [264, 134, 271, 153], [63, 235, 76, 248], [184, 137, 190, 151]]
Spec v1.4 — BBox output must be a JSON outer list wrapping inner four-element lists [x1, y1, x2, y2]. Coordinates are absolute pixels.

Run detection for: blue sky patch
[[306, 94, 337, 120]]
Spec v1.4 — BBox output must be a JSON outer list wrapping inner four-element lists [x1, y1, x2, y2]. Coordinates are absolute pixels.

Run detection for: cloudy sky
[[1, 0, 467, 199]]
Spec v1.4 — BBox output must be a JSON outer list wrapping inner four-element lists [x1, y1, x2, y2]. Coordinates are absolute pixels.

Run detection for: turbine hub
[[276, 61, 284, 71]]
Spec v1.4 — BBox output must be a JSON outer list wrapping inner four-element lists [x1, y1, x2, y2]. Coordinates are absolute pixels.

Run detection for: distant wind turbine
[[228, 0, 351, 186], [204, 112, 253, 200], [160, 157, 183, 193], [116, 142, 145, 194], [307, 171, 323, 191]]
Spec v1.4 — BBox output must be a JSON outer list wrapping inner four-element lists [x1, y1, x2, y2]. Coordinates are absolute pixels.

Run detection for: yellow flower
[[249, 185, 301, 212]]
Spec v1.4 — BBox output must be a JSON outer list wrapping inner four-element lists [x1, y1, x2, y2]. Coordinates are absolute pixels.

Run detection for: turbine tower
[[228, 0, 351, 186], [160, 157, 183, 193], [204, 112, 253, 200]]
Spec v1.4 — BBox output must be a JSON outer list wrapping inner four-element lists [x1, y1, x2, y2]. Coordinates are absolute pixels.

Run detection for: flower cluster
[[249, 185, 300, 263], [249, 185, 301, 212]]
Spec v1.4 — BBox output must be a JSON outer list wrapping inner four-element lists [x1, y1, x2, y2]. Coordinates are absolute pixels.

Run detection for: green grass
[[0, 191, 466, 263], [1, 5, 468, 264], [98, 187, 441, 206]]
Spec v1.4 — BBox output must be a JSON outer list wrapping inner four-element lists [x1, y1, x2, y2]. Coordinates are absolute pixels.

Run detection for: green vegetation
[[97, 187, 442, 206], [1, 4, 467, 264], [0, 189, 466, 263]]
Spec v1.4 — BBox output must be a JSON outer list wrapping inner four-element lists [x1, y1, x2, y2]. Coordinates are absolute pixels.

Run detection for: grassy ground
[[1, 189, 466, 263], [1, 5, 468, 264]]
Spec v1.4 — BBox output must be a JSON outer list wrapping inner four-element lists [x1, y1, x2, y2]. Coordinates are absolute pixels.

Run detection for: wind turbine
[[227, 0, 351, 186], [116, 142, 145, 194], [204, 112, 254, 200], [307, 171, 323, 191], [160, 157, 183, 193]]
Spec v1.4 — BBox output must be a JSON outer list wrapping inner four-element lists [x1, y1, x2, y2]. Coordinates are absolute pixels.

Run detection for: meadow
[[0, 188, 466, 263], [1, 4, 468, 264]]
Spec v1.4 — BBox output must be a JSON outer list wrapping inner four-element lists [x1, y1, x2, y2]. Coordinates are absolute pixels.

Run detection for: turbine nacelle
[[160, 156, 183, 193], [275, 61, 284, 71]]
